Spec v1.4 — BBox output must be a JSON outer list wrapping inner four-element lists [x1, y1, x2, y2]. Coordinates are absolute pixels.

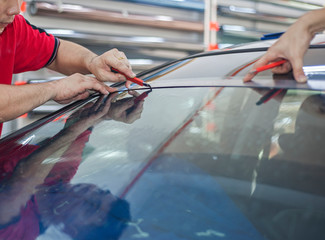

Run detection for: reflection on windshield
[[0, 91, 146, 239], [304, 65, 325, 80], [141, 87, 325, 240], [0, 86, 325, 239]]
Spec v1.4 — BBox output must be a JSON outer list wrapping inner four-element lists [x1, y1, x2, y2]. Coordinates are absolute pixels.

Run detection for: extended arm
[[0, 74, 110, 123], [0, 39, 136, 123], [47, 39, 136, 82], [244, 8, 325, 82]]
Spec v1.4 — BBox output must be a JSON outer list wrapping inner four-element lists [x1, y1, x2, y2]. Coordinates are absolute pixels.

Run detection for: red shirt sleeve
[[13, 15, 59, 73]]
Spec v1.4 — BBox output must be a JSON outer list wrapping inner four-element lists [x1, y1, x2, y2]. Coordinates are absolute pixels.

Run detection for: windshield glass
[[0, 85, 324, 239]]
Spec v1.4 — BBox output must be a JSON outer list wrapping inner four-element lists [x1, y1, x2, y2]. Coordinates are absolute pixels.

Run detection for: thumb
[[291, 58, 307, 83]]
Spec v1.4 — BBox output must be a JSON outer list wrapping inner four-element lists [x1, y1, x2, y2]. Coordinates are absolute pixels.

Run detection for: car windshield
[[1, 83, 324, 239]]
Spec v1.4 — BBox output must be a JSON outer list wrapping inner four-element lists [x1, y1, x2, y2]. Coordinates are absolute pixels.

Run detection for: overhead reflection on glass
[[0, 91, 147, 239]]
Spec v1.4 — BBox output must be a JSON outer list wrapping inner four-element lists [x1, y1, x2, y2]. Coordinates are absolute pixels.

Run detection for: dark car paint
[[1, 45, 325, 239]]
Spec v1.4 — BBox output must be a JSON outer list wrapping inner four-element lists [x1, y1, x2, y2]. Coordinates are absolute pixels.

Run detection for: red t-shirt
[[0, 14, 59, 134], [0, 14, 59, 84]]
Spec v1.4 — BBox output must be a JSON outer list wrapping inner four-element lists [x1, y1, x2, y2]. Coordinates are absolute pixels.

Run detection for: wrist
[[47, 80, 60, 100], [301, 9, 325, 36], [87, 53, 98, 75]]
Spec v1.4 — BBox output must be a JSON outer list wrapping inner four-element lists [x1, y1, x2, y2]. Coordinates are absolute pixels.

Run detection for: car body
[[1, 35, 325, 240]]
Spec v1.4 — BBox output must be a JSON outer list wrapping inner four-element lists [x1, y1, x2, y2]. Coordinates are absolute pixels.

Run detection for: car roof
[[110, 34, 325, 92]]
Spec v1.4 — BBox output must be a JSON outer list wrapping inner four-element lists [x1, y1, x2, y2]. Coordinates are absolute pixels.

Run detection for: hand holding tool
[[111, 67, 151, 88]]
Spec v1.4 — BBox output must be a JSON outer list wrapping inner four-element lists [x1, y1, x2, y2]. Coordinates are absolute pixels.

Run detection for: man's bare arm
[[243, 8, 325, 83], [0, 74, 111, 122], [47, 39, 136, 83], [0, 41, 137, 123], [0, 82, 54, 122]]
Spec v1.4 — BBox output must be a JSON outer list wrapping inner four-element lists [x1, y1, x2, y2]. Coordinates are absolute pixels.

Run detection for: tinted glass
[[0, 85, 324, 240]]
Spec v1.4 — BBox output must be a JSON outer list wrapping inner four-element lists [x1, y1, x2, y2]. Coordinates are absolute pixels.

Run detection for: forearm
[[299, 8, 325, 36], [47, 39, 97, 75], [0, 82, 55, 122]]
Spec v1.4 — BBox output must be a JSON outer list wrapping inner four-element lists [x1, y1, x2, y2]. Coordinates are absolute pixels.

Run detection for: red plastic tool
[[111, 67, 151, 88], [251, 59, 287, 74]]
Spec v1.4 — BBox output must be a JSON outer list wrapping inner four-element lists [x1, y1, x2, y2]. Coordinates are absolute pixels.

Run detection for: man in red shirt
[[0, 0, 135, 132]]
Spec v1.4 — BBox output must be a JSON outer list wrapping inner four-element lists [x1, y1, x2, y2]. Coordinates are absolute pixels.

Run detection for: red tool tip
[[111, 67, 151, 88]]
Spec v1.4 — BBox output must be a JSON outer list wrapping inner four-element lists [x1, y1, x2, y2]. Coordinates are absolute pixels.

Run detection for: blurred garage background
[[2, 0, 324, 137]]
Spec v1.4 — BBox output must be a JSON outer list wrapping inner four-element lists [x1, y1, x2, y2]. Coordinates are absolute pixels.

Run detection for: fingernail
[[297, 75, 307, 83]]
